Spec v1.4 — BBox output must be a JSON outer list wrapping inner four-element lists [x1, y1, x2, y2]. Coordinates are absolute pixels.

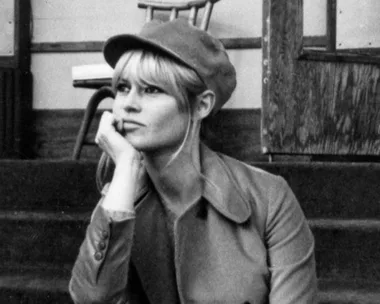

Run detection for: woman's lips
[[122, 120, 144, 130]]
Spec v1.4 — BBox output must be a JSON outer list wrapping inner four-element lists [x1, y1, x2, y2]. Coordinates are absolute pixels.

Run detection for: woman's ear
[[193, 90, 216, 121]]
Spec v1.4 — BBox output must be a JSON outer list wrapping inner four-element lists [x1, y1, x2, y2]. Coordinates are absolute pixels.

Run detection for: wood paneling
[[299, 49, 380, 64], [0, 70, 32, 158], [326, 0, 337, 52], [30, 109, 266, 162], [0, 1, 32, 159], [262, 0, 380, 156]]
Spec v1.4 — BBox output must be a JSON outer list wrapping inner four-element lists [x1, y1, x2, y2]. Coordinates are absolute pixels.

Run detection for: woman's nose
[[118, 91, 141, 112]]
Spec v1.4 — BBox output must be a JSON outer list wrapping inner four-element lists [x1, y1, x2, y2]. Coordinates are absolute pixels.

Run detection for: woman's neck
[[142, 133, 202, 205], [143, 137, 200, 172]]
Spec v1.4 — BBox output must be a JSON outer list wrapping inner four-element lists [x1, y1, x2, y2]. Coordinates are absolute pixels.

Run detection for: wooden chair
[[72, 0, 220, 159], [139, 0, 219, 30]]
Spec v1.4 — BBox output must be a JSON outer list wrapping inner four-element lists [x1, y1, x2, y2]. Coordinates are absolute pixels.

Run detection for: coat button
[[98, 241, 106, 250], [101, 230, 109, 240], [94, 251, 103, 261]]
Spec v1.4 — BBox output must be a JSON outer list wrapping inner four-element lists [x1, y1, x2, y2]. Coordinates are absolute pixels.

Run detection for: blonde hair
[[96, 49, 207, 191]]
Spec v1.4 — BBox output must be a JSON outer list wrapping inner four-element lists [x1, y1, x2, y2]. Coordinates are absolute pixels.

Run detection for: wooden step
[[0, 211, 89, 267], [311, 219, 380, 281], [318, 279, 380, 304], [0, 160, 98, 211], [1, 160, 380, 219], [0, 268, 379, 304], [0, 264, 72, 304], [257, 162, 380, 219]]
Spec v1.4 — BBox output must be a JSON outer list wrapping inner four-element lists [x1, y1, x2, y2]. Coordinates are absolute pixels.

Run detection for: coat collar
[[141, 143, 251, 224], [199, 143, 251, 224]]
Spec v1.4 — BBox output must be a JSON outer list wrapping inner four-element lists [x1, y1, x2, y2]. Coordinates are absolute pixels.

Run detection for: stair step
[[309, 218, 380, 230], [311, 219, 380, 281], [0, 160, 98, 211], [255, 162, 380, 219], [0, 265, 72, 304], [0, 269, 378, 304], [1, 160, 380, 219], [0, 210, 91, 222], [0, 211, 89, 266], [318, 279, 380, 304]]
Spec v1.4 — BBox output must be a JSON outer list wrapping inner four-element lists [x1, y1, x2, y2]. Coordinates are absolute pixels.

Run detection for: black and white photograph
[[0, 0, 379, 303]]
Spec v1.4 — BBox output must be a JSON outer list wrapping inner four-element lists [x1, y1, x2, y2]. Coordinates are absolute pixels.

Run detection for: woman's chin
[[124, 137, 155, 153], [125, 134, 182, 156]]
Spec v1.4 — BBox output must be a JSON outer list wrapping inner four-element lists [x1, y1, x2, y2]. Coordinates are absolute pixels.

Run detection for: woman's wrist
[[101, 157, 141, 212], [114, 150, 142, 170]]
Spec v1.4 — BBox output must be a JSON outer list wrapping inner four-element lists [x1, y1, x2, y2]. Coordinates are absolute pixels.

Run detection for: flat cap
[[103, 19, 236, 114]]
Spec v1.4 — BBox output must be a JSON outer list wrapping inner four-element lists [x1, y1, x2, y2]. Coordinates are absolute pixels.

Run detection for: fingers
[[94, 112, 139, 165], [95, 111, 117, 145], [116, 120, 123, 134]]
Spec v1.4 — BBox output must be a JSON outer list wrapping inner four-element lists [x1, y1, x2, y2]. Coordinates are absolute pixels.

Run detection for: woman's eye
[[144, 86, 163, 94], [116, 83, 130, 93]]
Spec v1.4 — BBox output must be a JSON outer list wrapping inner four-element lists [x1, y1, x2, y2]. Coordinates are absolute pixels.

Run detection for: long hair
[[96, 49, 207, 191]]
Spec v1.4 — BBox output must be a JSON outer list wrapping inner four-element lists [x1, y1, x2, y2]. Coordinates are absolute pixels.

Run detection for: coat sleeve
[[69, 193, 135, 304], [266, 176, 317, 304]]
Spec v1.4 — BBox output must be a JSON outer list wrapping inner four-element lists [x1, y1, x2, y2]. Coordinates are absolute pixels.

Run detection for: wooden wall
[[262, 0, 380, 156]]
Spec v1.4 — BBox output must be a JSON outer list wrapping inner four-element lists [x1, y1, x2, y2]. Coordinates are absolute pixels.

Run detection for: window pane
[[337, 0, 380, 49], [0, 0, 15, 56], [303, 0, 326, 37]]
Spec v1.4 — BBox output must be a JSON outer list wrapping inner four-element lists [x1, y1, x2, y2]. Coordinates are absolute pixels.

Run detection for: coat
[[69, 144, 317, 304]]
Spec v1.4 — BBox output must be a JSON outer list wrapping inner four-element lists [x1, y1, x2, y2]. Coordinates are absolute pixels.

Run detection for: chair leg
[[72, 86, 115, 160]]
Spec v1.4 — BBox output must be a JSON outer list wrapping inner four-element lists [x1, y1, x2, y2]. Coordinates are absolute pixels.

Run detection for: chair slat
[[200, 1, 214, 30], [138, 0, 219, 10], [188, 6, 198, 25], [170, 8, 178, 20], [146, 5, 154, 21]]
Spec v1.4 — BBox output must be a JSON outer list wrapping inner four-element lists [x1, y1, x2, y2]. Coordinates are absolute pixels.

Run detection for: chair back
[[138, 0, 220, 30]]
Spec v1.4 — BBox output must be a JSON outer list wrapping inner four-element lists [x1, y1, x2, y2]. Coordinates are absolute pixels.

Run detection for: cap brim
[[103, 34, 190, 69]]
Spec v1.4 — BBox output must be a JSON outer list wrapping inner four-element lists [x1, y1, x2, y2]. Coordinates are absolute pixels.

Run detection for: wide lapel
[[200, 143, 251, 223], [173, 145, 267, 303]]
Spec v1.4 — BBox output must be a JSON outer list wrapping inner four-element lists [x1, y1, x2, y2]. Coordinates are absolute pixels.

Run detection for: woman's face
[[112, 72, 189, 156]]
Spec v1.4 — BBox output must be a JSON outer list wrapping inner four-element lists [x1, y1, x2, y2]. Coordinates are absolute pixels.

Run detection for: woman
[[69, 19, 317, 304]]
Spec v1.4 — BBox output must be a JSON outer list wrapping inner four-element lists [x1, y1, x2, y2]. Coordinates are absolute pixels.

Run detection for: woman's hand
[[95, 111, 144, 212], [95, 111, 141, 166]]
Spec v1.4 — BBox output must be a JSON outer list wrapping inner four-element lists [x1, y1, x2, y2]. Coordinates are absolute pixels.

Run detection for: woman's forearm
[[101, 158, 141, 212]]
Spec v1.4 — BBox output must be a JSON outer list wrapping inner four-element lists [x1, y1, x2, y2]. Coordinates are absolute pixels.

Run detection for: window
[[300, 0, 380, 64]]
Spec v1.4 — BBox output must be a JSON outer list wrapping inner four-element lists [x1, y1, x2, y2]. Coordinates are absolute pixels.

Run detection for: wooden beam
[[31, 36, 326, 53], [326, 0, 337, 52], [299, 49, 380, 65], [31, 41, 105, 53]]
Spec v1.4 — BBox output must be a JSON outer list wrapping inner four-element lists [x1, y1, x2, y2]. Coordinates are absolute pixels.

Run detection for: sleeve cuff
[[101, 206, 136, 222]]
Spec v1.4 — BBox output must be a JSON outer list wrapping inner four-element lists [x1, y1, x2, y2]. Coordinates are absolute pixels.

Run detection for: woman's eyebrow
[[118, 77, 131, 86]]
